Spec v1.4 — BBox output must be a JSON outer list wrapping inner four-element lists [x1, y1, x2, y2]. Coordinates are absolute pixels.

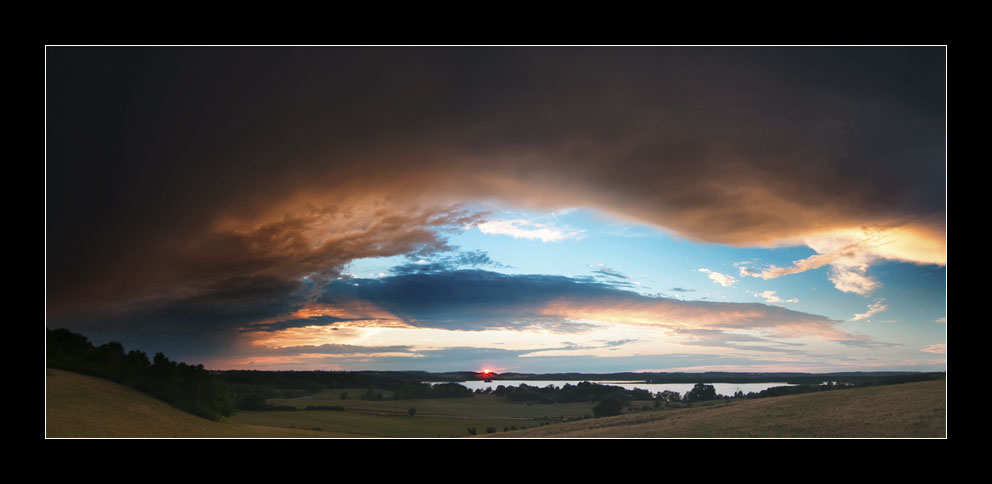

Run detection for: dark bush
[[593, 395, 624, 417]]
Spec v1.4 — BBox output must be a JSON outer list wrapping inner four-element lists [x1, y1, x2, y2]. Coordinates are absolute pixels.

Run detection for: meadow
[[229, 388, 621, 437], [45, 369, 353, 437], [46, 368, 945, 438], [482, 379, 947, 438]]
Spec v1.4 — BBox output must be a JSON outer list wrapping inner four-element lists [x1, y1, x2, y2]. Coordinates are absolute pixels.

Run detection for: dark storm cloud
[[388, 250, 508, 275], [143, 275, 302, 324], [309, 269, 855, 341], [47, 47, 944, 355], [316, 270, 617, 331], [239, 315, 361, 333]]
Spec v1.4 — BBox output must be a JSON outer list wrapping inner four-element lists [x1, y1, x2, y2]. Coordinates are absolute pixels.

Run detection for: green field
[[268, 388, 600, 418], [232, 389, 600, 437], [46, 369, 946, 438], [481, 379, 947, 438]]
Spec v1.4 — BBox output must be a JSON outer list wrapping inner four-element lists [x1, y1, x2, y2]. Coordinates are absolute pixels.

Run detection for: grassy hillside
[[47, 367, 946, 438], [45, 369, 362, 437], [482, 379, 946, 438]]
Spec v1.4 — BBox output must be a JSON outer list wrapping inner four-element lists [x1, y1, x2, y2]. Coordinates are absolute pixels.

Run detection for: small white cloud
[[734, 260, 762, 277], [477, 219, 583, 242], [698, 268, 737, 287], [752, 290, 798, 304], [936, 317, 946, 324], [851, 298, 887, 321], [738, 266, 760, 277], [921, 343, 946, 354]]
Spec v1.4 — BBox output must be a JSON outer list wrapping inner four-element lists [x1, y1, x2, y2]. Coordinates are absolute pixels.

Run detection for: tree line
[[646, 371, 946, 386], [219, 371, 477, 410], [47, 328, 236, 421], [219, 370, 454, 393]]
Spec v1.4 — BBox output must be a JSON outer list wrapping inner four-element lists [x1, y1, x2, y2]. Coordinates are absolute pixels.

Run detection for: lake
[[428, 380, 795, 397]]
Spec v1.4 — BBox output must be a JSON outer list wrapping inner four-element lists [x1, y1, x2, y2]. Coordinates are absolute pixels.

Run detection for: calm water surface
[[429, 380, 795, 397]]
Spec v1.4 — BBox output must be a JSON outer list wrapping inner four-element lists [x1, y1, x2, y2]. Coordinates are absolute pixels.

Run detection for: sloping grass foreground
[[482, 379, 946, 438], [46, 368, 361, 437]]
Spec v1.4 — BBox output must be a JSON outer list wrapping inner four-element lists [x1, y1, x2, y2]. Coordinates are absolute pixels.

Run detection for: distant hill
[[494, 371, 945, 385], [480, 379, 946, 438], [45, 369, 362, 438]]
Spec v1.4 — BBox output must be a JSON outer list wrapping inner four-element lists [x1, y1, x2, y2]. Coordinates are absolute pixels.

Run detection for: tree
[[685, 383, 717, 402], [47, 328, 236, 421], [593, 395, 624, 417]]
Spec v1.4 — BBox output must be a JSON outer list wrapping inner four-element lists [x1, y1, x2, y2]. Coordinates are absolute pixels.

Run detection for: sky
[[45, 46, 946, 373]]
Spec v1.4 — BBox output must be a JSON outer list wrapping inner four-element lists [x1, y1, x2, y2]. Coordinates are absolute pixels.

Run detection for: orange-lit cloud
[[737, 224, 945, 295], [537, 296, 856, 342], [49, 49, 945, 313], [47, 47, 945, 368]]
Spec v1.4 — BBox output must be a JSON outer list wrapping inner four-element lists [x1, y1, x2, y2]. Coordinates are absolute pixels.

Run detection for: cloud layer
[[46, 47, 945, 366], [254, 270, 857, 341]]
